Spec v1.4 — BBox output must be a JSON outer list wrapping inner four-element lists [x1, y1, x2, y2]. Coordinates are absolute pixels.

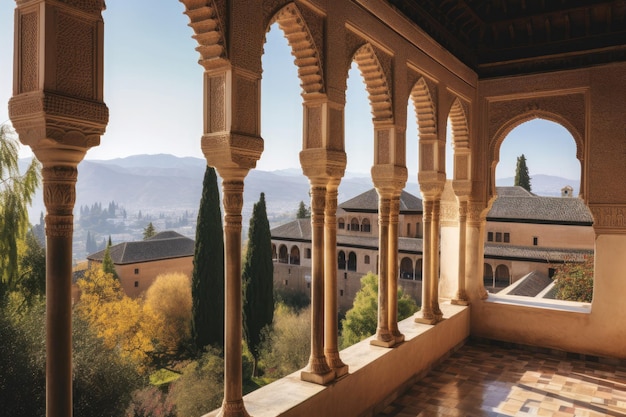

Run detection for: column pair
[[300, 149, 348, 384], [415, 184, 444, 324]]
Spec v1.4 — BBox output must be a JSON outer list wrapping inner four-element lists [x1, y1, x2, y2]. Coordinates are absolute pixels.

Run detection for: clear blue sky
[[0, 1, 579, 180]]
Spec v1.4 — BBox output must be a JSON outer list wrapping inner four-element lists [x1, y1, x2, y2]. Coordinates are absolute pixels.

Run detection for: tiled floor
[[377, 342, 626, 417]]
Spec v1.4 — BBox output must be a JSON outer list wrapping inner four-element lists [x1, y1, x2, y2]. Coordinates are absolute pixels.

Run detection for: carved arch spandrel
[[266, 3, 325, 95], [180, 0, 228, 70]]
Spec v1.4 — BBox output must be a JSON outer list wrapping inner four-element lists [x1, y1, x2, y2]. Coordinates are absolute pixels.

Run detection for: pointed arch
[[352, 43, 393, 121], [268, 3, 324, 94], [448, 97, 471, 183], [180, 0, 227, 70], [409, 77, 437, 137]]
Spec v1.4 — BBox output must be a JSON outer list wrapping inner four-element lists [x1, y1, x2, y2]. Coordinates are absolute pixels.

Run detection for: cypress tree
[[243, 192, 274, 376], [191, 166, 224, 351], [101, 243, 118, 280], [514, 154, 532, 192]]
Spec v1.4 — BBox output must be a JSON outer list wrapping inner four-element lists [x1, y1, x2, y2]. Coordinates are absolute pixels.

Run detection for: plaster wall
[[485, 221, 594, 249], [115, 257, 193, 298], [472, 63, 626, 359]]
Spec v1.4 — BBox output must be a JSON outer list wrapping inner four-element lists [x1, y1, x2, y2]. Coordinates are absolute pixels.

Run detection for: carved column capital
[[590, 204, 626, 234]]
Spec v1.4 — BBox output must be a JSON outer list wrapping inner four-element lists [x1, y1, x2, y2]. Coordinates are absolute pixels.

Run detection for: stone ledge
[[204, 302, 470, 417]]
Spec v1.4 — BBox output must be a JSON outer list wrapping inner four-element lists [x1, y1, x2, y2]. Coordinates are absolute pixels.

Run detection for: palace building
[[7, 1, 626, 416]]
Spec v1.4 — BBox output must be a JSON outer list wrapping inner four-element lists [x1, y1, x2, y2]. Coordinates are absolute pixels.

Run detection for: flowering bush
[[553, 255, 594, 302]]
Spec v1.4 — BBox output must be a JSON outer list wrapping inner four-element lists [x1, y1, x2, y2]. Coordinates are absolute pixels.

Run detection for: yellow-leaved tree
[[144, 272, 193, 364], [76, 267, 156, 368]]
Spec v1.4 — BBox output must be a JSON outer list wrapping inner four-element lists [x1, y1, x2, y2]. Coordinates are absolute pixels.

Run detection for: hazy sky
[[0, 1, 580, 180]]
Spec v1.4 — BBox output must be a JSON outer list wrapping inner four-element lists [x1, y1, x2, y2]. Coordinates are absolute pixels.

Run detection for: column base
[[370, 329, 396, 348], [216, 399, 251, 417], [301, 369, 336, 385], [451, 298, 470, 306], [325, 351, 349, 378], [391, 330, 405, 344]]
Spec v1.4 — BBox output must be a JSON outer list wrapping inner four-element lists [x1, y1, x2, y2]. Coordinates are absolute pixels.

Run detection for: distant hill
[[22, 154, 580, 225]]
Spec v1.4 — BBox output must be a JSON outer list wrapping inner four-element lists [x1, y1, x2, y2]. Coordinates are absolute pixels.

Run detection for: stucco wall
[[115, 256, 193, 298]]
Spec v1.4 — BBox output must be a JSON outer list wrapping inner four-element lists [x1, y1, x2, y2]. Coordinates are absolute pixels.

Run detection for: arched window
[[278, 245, 288, 264], [290, 246, 300, 265], [350, 218, 359, 231], [272, 244, 277, 261], [348, 251, 357, 271], [483, 263, 494, 287], [415, 258, 423, 281], [361, 218, 371, 232], [495, 265, 510, 287], [337, 251, 346, 270], [338, 218, 345, 229], [364, 255, 370, 264], [400, 257, 414, 279]]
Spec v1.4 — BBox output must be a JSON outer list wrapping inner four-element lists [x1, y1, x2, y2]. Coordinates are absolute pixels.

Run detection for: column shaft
[[43, 166, 78, 417], [416, 200, 435, 323], [218, 179, 250, 417], [301, 185, 334, 384], [324, 183, 348, 376], [372, 195, 394, 347], [430, 200, 443, 319], [388, 194, 404, 343], [452, 201, 469, 305]]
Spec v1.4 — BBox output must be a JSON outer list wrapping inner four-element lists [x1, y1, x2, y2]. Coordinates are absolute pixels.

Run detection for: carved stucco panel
[[57, 12, 95, 99], [19, 11, 39, 94], [306, 105, 322, 149], [590, 204, 626, 233]]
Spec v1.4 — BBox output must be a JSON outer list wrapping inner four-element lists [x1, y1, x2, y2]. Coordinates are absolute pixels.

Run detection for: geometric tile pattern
[[376, 342, 626, 417]]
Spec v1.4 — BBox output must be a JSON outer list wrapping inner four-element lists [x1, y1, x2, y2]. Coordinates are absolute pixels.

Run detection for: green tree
[[143, 222, 156, 239], [191, 166, 224, 351], [341, 273, 418, 349], [553, 255, 594, 302], [0, 123, 41, 299], [296, 200, 310, 219], [17, 229, 46, 305], [243, 192, 274, 376], [514, 154, 532, 192], [101, 242, 119, 280]]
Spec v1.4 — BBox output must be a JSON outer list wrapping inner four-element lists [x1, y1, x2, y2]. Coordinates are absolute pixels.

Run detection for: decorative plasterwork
[[180, 0, 228, 70], [409, 76, 437, 137], [269, 3, 325, 94], [590, 204, 626, 234], [16, 0, 106, 14], [352, 43, 393, 122]]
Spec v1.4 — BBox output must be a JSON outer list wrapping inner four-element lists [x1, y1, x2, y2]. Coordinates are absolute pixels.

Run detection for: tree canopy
[[341, 273, 418, 348], [191, 166, 224, 351], [296, 200, 310, 219], [553, 255, 594, 303], [143, 222, 156, 240], [0, 124, 41, 298], [243, 192, 274, 376], [514, 154, 532, 192]]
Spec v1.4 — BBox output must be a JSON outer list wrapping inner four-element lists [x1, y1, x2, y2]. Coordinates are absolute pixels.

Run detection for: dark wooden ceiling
[[385, 0, 626, 77]]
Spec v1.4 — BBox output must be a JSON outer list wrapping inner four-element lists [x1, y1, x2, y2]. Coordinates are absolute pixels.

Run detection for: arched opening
[[495, 265, 510, 287], [350, 218, 360, 232], [400, 257, 414, 279], [272, 244, 277, 261], [290, 246, 301, 265], [338, 251, 346, 270], [338, 218, 345, 230], [279, 244, 289, 264], [493, 118, 593, 302], [483, 263, 494, 288], [348, 251, 357, 272], [361, 218, 371, 233], [415, 258, 423, 281]]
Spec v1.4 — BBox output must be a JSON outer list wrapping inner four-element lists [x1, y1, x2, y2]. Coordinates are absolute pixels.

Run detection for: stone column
[[324, 178, 348, 377], [465, 202, 489, 301], [9, 2, 108, 416], [388, 192, 404, 343], [371, 191, 395, 347], [301, 182, 335, 384], [452, 200, 470, 305], [415, 199, 435, 324], [430, 199, 443, 320], [217, 172, 250, 417]]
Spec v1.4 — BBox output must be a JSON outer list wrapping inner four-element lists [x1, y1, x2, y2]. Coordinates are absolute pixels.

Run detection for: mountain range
[[23, 154, 579, 225]]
